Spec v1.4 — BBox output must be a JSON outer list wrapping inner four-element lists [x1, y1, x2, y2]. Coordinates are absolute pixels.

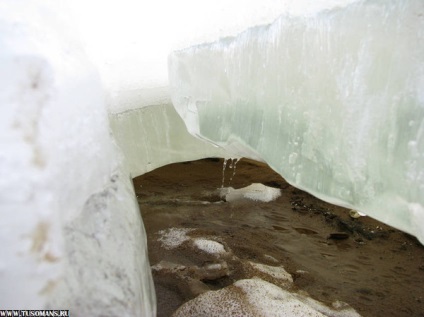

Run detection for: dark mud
[[134, 158, 424, 317]]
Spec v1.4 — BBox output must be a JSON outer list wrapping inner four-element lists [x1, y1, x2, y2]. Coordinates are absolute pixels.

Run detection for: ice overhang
[[168, 0, 424, 243]]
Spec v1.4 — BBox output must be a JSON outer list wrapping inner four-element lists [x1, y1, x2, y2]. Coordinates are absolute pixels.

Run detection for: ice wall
[[110, 105, 228, 176], [170, 0, 424, 243], [0, 1, 155, 314]]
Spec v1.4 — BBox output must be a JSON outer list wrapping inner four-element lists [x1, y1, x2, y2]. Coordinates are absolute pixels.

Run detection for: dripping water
[[221, 158, 240, 188], [228, 158, 240, 186], [221, 159, 228, 188]]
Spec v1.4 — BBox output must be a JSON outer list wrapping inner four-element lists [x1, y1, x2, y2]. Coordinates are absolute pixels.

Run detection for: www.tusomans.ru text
[[0, 311, 69, 317]]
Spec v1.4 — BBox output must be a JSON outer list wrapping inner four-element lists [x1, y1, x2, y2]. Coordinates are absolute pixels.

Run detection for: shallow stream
[[134, 158, 424, 317]]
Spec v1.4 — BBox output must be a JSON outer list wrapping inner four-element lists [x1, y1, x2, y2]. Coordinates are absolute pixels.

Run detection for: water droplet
[[229, 158, 240, 185], [221, 159, 228, 188]]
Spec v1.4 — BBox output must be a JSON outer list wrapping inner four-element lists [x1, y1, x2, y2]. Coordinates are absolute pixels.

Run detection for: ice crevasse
[[0, 0, 423, 315]]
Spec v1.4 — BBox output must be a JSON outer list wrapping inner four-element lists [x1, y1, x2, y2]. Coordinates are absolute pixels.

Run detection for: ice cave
[[1, 0, 423, 316]]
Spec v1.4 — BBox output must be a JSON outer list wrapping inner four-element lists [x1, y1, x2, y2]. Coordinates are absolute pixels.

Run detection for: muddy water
[[134, 158, 424, 317]]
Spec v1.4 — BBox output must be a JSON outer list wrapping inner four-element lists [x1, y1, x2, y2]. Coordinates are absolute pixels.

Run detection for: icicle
[[221, 158, 228, 188], [229, 158, 240, 186]]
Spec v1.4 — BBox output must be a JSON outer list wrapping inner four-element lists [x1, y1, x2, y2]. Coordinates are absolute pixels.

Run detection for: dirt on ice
[[133, 158, 424, 317]]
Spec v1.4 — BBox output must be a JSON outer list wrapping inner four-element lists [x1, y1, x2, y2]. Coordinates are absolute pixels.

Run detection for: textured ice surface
[[221, 183, 281, 202], [109, 105, 229, 177], [0, 1, 155, 314], [170, 0, 424, 243]]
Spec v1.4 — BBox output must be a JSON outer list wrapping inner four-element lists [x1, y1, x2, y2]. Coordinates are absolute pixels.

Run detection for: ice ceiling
[[0, 0, 423, 315]]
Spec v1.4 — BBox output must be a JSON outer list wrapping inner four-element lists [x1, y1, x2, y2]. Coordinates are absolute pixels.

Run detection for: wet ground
[[133, 158, 424, 317]]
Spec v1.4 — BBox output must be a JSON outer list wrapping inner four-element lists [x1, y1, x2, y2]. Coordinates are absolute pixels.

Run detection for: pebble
[[328, 232, 349, 240]]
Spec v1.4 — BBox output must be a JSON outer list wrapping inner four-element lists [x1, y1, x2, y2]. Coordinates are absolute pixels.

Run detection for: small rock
[[328, 232, 349, 240]]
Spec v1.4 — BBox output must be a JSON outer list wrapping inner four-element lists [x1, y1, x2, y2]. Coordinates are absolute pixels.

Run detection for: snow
[[158, 228, 194, 249], [221, 183, 282, 202], [173, 278, 361, 317], [173, 283, 254, 317], [169, 0, 424, 244], [237, 279, 361, 317], [248, 262, 293, 284], [157, 230, 227, 255]]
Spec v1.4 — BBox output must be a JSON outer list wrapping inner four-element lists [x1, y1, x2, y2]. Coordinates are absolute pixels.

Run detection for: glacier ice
[[0, 1, 156, 314], [169, 0, 424, 243], [109, 104, 228, 177], [2, 0, 424, 314]]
